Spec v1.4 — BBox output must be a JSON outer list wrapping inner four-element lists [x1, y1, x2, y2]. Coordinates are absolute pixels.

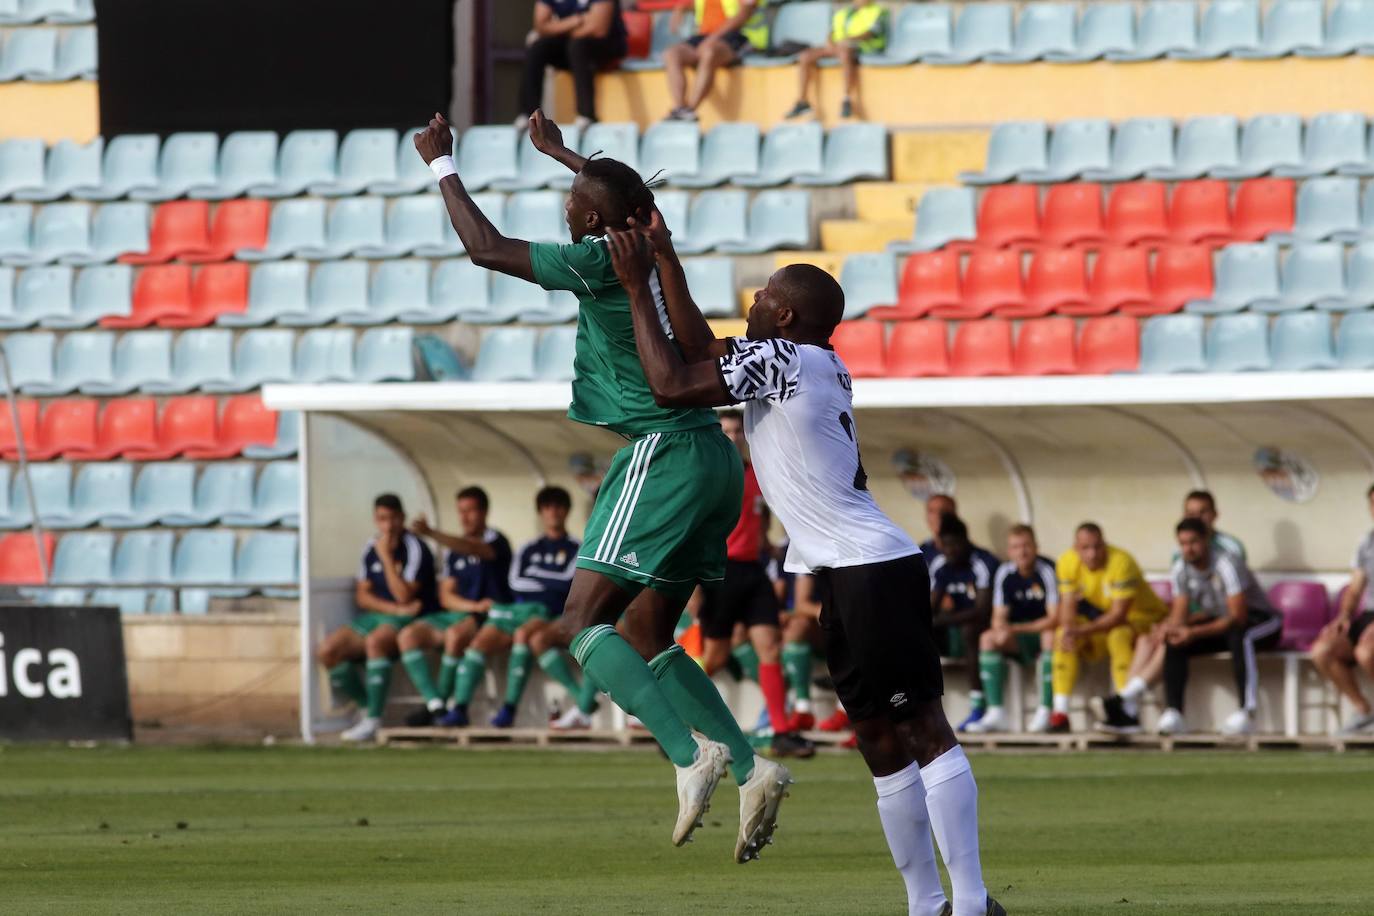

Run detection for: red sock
[[758, 662, 790, 732]]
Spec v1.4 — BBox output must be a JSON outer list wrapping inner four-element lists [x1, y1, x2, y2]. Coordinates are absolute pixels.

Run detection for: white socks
[[922, 746, 989, 916], [874, 761, 949, 916], [1120, 675, 1149, 717]]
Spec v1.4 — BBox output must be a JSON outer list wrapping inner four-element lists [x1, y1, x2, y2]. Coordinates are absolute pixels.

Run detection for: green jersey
[[529, 236, 718, 438]]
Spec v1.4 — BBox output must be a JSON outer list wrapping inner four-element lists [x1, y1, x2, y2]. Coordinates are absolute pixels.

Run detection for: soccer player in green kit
[[413, 112, 791, 864]]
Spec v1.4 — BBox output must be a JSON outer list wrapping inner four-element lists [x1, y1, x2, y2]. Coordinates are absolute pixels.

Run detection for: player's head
[[926, 493, 956, 537], [747, 264, 845, 344], [373, 493, 405, 538], [937, 514, 971, 564], [1007, 523, 1037, 568], [535, 485, 571, 531], [1074, 522, 1106, 570], [718, 409, 745, 452], [1176, 516, 1211, 564], [1183, 489, 1218, 534], [456, 485, 490, 536], [566, 158, 655, 242]]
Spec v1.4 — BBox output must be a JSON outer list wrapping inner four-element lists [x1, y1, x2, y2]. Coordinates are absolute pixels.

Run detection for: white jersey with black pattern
[[719, 336, 919, 574]]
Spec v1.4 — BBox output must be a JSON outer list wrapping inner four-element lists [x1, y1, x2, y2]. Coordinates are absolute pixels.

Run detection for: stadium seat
[[227, 329, 295, 390], [14, 201, 91, 265], [248, 129, 339, 198], [362, 195, 462, 259], [728, 190, 810, 254], [6, 462, 72, 527], [622, 10, 652, 61], [1280, 112, 1369, 177], [111, 531, 174, 584], [1188, 243, 1280, 313], [1140, 314, 1206, 372], [639, 121, 701, 185], [1148, 115, 1240, 181], [62, 201, 148, 267], [1307, 0, 1374, 56], [622, 8, 693, 71], [0, 465, 12, 528], [735, 122, 822, 187], [926, 2, 1014, 64], [338, 258, 427, 325], [473, 327, 538, 382], [504, 191, 566, 245], [1230, 177, 1296, 242], [893, 187, 977, 253], [3, 330, 55, 392], [871, 250, 961, 319], [418, 258, 487, 324], [159, 462, 254, 527], [28, 397, 98, 460], [1054, 2, 1136, 61], [0, 531, 53, 584], [0, 203, 31, 261], [225, 462, 298, 528], [1013, 316, 1078, 374], [486, 274, 576, 325], [681, 256, 736, 318], [10, 265, 73, 329], [103, 462, 196, 528], [414, 334, 465, 381], [1021, 119, 1111, 183], [0, 138, 46, 199], [1271, 310, 1336, 369], [1278, 176, 1360, 243], [101, 264, 192, 328], [237, 531, 298, 592], [0, 266, 18, 329], [1269, 580, 1329, 650], [50, 22, 95, 79], [862, 3, 953, 65], [1083, 117, 1174, 182], [950, 318, 1014, 376], [50, 531, 113, 584], [1022, 247, 1092, 316], [61, 462, 133, 529], [76, 135, 160, 201], [797, 124, 888, 187], [11, 137, 96, 202], [0, 26, 58, 81], [156, 329, 236, 394], [28, 330, 111, 395], [355, 327, 416, 383], [1103, 182, 1170, 247], [294, 328, 355, 383], [133, 132, 219, 202], [217, 260, 308, 327], [1213, 114, 1304, 178], [180, 199, 270, 264], [1270, 243, 1345, 312], [365, 127, 439, 196], [36, 264, 128, 329], [88, 329, 172, 396], [1335, 310, 1374, 367], [452, 126, 519, 192], [830, 321, 886, 378], [745, 1, 831, 66], [534, 326, 576, 381], [1147, 245, 1212, 316], [90, 588, 151, 615], [77, 397, 157, 460], [944, 250, 1025, 318], [297, 196, 385, 260], [1110, 0, 1198, 59], [1206, 312, 1272, 371], [120, 200, 210, 265], [1167, 180, 1233, 245], [675, 122, 760, 189], [1249, 0, 1325, 58], [193, 394, 276, 458], [976, 184, 1040, 249], [838, 252, 897, 319], [278, 260, 369, 327], [676, 189, 748, 254], [173, 530, 239, 587], [309, 128, 398, 197], [961, 121, 1047, 185], [190, 131, 278, 200], [987, 1, 1077, 62], [237, 198, 325, 261], [1171, 0, 1261, 59], [1039, 183, 1105, 248], [1323, 242, 1374, 311], [885, 320, 950, 377], [160, 261, 249, 327], [1091, 246, 1157, 314], [0, 397, 38, 459], [128, 395, 219, 459]]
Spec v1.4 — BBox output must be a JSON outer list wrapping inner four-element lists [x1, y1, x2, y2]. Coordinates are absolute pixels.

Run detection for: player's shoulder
[[1106, 544, 1139, 571], [1055, 548, 1079, 572], [402, 530, 432, 557], [485, 528, 511, 547]]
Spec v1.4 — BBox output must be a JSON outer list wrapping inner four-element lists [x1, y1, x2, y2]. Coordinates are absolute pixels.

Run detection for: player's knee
[[978, 629, 997, 651], [1355, 642, 1374, 666]]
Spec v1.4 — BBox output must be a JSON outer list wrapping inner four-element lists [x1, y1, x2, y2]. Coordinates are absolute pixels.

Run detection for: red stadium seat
[[1103, 182, 1169, 247], [181, 199, 271, 263], [1092, 246, 1155, 315], [935, 250, 1024, 318], [187, 394, 277, 458], [140, 396, 220, 459], [623, 10, 653, 59], [28, 399, 98, 461], [871, 251, 961, 320], [1013, 317, 1077, 375], [120, 200, 212, 265], [1150, 245, 1214, 314], [0, 531, 55, 585], [102, 264, 193, 329], [0, 398, 39, 460], [885, 320, 949, 377], [159, 262, 250, 328], [1017, 247, 1090, 317], [81, 398, 160, 460], [1077, 315, 1140, 374], [830, 321, 886, 378], [1038, 183, 1105, 249], [975, 184, 1040, 249], [949, 318, 1014, 376], [1231, 178, 1295, 242], [1167, 180, 1232, 245]]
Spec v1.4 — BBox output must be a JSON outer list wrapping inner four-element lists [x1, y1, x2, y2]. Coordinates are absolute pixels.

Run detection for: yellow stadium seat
[[710, 318, 748, 338], [891, 131, 989, 183], [773, 251, 844, 277], [853, 182, 929, 222], [738, 288, 760, 316], [820, 219, 914, 253]]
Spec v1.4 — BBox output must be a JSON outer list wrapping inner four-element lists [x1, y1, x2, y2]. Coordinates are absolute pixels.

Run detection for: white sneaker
[[1338, 711, 1374, 736], [551, 707, 592, 730], [1220, 709, 1253, 736], [1027, 707, 1052, 733], [672, 735, 731, 847], [341, 716, 381, 743], [965, 706, 1008, 733], [1156, 708, 1187, 736], [735, 755, 793, 864]]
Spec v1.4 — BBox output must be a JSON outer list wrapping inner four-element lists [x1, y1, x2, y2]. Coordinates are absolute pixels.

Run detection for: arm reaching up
[[632, 209, 726, 363], [528, 109, 589, 175]]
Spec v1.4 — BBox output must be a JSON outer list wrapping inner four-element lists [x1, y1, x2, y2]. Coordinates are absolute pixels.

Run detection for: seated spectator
[[1310, 483, 1374, 735], [1177, 489, 1247, 562], [316, 493, 437, 743], [662, 0, 769, 122], [966, 524, 1058, 735], [785, 0, 888, 120], [928, 515, 997, 731], [518, 0, 628, 131], [1151, 517, 1282, 736], [1049, 522, 1168, 734], [920, 493, 956, 556], [397, 486, 513, 727]]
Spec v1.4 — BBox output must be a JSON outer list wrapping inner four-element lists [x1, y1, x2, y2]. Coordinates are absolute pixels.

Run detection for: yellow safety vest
[[696, 0, 770, 50], [831, 4, 888, 53]]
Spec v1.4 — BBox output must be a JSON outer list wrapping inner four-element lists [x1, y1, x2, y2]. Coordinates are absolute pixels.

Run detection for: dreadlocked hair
[[578, 155, 661, 229]]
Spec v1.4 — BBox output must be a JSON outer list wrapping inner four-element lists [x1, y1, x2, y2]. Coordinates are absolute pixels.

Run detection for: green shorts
[[413, 611, 478, 631], [577, 427, 744, 602], [1011, 632, 1045, 666], [349, 612, 413, 636], [485, 602, 550, 635]]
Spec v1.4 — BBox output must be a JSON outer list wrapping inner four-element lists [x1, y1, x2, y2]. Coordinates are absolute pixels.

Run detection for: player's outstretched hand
[[606, 227, 654, 289], [409, 513, 433, 538], [528, 110, 567, 157], [627, 207, 672, 254], [413, 113, 454, 165]]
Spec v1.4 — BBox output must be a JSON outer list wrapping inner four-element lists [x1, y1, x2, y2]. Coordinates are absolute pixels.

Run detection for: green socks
[[505, 645, 533, 706], [401, 649, 442, 708], [328, 662, 366, 707], [979, 650, 1005, 708], [571, 624, 697, 768], [731, 642, 760, 683], [650, 645, 755, 786], [453, 649, 487, 707], [1039, 651, 1054, 708], [575, 675, 600, 715], [437, 654, 461, 702], [782, 642, 812, 700], [540, 648, 599, 713], [364, 658, 393, 719]]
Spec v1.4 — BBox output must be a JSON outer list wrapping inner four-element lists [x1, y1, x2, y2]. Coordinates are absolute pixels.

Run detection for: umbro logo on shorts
[[619, 552, 640, 568], [890, 692, 908, 708]]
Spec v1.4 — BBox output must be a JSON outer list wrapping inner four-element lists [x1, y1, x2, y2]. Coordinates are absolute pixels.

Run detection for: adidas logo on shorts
[[619, 552, 640, 568]]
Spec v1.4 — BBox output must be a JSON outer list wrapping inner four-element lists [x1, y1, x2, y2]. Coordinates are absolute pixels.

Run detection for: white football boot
[[340, 715, 381, 743], [551, 707, 592, 730], [965, 707, 1008, 733], [735, 755, 794, 864], [672, 735, 730, 847]]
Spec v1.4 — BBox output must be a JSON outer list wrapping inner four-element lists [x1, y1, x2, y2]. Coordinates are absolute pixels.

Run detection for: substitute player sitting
[[928, 515, 996, 731]]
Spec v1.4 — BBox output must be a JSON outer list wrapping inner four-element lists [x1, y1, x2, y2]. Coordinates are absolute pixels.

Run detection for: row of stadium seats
[[0, 461, 297, 529], [0, 25, 94, 81], [0, 0, 93, 25], [0, 396, 297, 461], [1137, 309, 1374, 372], [14, 586, 225, 615]]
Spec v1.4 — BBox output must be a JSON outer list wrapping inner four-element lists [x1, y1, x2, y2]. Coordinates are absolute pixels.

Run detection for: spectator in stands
[[662, 0, 769, 122], [1150, 518, 1283, 736], [929, 515, 996, 731], [920, 493, 956, 556], [1310, 483, 1374, 735], [316, 494, 437, 743], [397, 486, 514, 727], [518, 0, 628, 131], [1179, 490, 1247, 562], [1049, 522, 1168, 734], [785, 0, 889, 121], [966, 524, 1058, 735]]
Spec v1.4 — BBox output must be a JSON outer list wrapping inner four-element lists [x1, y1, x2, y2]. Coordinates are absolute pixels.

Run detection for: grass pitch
[[1, 744, 1370, 914]]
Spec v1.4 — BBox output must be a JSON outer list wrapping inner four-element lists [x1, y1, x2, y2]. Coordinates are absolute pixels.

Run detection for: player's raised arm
[[528, 109, 591, 175], [634, 209, 727, 363], [414, 114, 535, 281]]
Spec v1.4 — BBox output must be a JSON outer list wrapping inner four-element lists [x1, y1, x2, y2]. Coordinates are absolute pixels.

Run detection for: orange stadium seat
[[1150, 244, 1215, 313], [188, 394, 277, 459], [0, 398, 40, 460], [950, 318, 1014, 376], [1167, 180, 1233, 245], [0, 532, 55, 585], [1103, 182, 1170, 247], [1018, 247, 1091, 316], [1039, 183, 1105, 249], [872, 251, 962, 319], [1090, 246, 1155, 314], [120, 201, 212, 265], [976, 184, 1040, 249], [942, 250, 1025, 318], [1077, 314, 1141, 373], [27, 398, 98, 460], [159, 262, 250, 328], [181, 199, 271, 263], [831, 321, 886, 378], [1013, 316, 1078, 375], [886, 320, 950, 377], [80, 397, 160, 460], [103, 264, 193, 328], [134, 396, 220, 459], [1231, 177, 1296, 241]]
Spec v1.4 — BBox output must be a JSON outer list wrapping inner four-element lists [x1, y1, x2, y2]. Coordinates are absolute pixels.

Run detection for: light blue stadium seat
[[2, 330, 55, 392], [1276, 112, 1368, 178], [229, 329, 295, 389], [1082, 117, 1175, 182], [17, 201, 91, 265], [735, 122, 822, 187], [45, 263, 129, 329], [221, 462, 298, 528], [175, 589, 212, 613], [81, 330, 173, 395], [78, 201, 151, 265], [1269, 243, 1346, 312], [1206, 312, 1272, 371], [51, 531, 113, 584], [243, 409, 299, 459], [336, 258, 427, 325], [456, 126, 519, 191], [75, 134, 160, 201], [1346, 182, 1374, 242], [20, 0, 93, 24], [840, 252, 898, 319], [24, 328, 111, 394], [1140, 314, 1207, 372], [1303, 0, 1374, 56], [1213, 114, 1304, 178], [51, 25, 96, 80], [1272, 310, 1336, 369], [639, 121, 701, 185], [676, 123, 760, 189], [294, 328, 355, 383], [681, 257, 736, 318], [559, 123, 641, 190], [623, 9, 695, 71], [426, 258, 490, 323], [16, 137, 100, 202], [0, 138, 45, 198], [362, 195, 460, 259], [279, 260, 369, 327], [746, 1, 833, 66], [797, 124, 888, 186], [1336, 310, 1374, 366], [1322, 243, 1374, 311], [173, 530, 240, 587], [0, 266, 14, 328], [0, 203, 32, 261], [414, 334, 465, 380], [33, 587, 89, 605], [296, 197, 385, 260], [369, 128, 444, 196], [1110, 0, 1198, 60], [926, 2, 1014, 64], [473, 327, 538, 382], [862, 3, 953, 65], [1050, 2, 1135, 61], [1171, 0, 1260, 59], [675, 189, 748, 254], [248, 129, 338, 199], [355, 327, 417, 382], [959, 121, 1048, 185], [219, 260, 309, 327], [1147, 115, 1241, 180], [131, 132, 219, 202], [506, 191, 566, 244], [7, 462, 72, 527], [0, 26, 58, 80], [309, 128, 398, 197], [90, 588, 149, 615], [492, 125, 584, 192], [165, 464, 255, 528], [534, 325, 577, 381], [152, 328, 235, 394], [0, 465, 14, 528], [719, 190, 811, 254], [104, 462, 195, 528], [63, 462, 133, 528], [237, 531, 298, 593], [1020, 118, 1110, 182], [483, 274, 574, 325], [1281, 176, 1361, 243], [652, 190, 689, 240], [988, 2, 1078, 62], [189, 131, 278, 201], [13, 264, 74, 328], [891, 187, 977, 253], [1187, 244, 1282, 313], [238, 198, 326, 262], [1235, 0, 1324, 58]]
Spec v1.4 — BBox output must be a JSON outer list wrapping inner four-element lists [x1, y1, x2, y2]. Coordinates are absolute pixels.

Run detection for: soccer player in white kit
[[602, 219, 1004, 916]]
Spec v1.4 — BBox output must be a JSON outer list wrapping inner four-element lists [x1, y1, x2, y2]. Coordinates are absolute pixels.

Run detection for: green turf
[[0, 745, 1369, 914]]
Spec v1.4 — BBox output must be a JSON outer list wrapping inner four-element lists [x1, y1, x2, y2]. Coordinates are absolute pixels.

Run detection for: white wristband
[[430, 155, 457, 181]]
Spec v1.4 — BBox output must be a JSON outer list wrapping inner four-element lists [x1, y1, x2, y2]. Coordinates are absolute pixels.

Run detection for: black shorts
[[1350, 611, 1374, 645], [685, 31, 752, 57], [698, 560, 779, 639], [812, 553, 944, 723]]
